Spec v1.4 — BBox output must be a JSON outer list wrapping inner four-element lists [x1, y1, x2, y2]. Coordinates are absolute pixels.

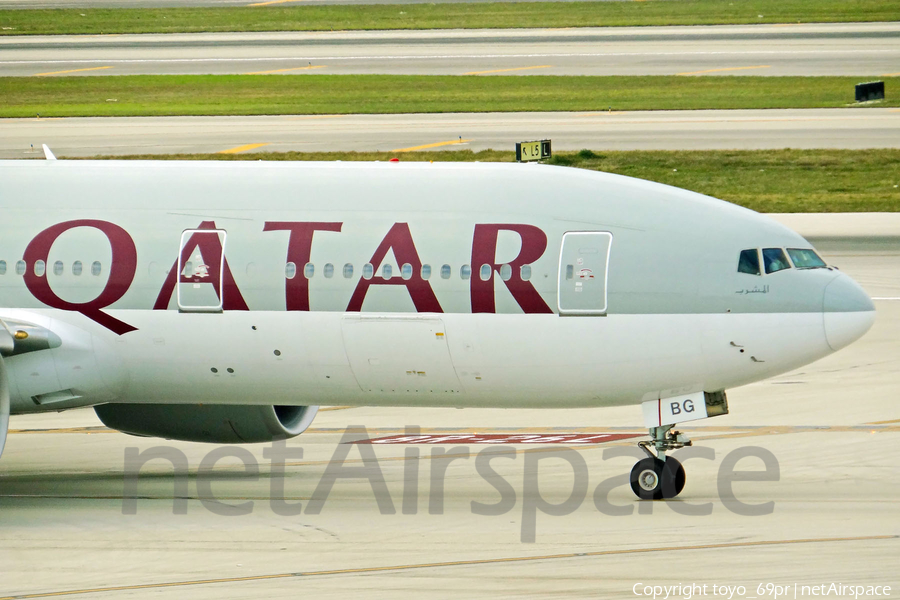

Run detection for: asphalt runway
[[0, 217, 897, 599], [3, 108, 898, 157], [3, 23, 899, 76]]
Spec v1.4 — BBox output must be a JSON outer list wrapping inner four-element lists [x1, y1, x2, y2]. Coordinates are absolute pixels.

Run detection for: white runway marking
[[1, 48, 897, 66]]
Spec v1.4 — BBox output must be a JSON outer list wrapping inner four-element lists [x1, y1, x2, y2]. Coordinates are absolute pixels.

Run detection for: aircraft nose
[[823, 274, 876, 351]]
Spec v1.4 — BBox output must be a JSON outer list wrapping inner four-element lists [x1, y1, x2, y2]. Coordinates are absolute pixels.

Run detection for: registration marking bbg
[[355, 433, 640, 444]]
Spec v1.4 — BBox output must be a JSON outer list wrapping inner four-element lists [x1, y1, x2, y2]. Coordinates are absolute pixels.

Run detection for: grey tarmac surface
[[0, 216, 897, 599], [2, 23, 899, 76], [3, 108, 899, 157]]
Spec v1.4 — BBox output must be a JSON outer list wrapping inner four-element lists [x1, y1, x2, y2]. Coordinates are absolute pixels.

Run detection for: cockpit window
[[787, 248, 827, 269], [762, 248, 791, 274], [738, 249, 761, 275]]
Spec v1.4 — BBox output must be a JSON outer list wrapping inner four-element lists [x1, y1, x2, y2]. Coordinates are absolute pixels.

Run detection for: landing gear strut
[[630, 424, 691, 500]]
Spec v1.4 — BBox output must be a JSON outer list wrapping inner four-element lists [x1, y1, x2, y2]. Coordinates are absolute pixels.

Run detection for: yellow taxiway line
[[677, 65, 771, 76], [3, 535, 893, 599], [393, 139, 472, 152], [33, 66, 113, 77], [247, 0, 305, 6], [245, 65, 326, 75], [217, 143, 271, 154], [464, 65, 552, 75]]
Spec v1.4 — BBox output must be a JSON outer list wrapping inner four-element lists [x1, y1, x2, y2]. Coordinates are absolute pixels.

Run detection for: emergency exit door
[[177, 229, 227, 312], [557, 231, 612, 315]]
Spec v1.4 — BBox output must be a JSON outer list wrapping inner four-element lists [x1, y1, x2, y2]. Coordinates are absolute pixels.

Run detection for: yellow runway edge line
[[677, 65, 771, 76], [33, 66, 113, 77], [245, 65, 326, 75], [218, 143, 271, 154], [464, 65, 552, 75], [247, 0, 305, 6], [393, 139, 473, 152], [2, 536, 894, 600]]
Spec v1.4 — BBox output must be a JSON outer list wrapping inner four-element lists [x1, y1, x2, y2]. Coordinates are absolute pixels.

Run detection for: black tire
[[630, 457, 665, 500], [630, 456, 686, 500], [661, 456, 686, 498]]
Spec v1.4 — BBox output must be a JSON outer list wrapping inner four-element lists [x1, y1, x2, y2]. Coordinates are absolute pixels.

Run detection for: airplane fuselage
[[0, 160, 874, 415]]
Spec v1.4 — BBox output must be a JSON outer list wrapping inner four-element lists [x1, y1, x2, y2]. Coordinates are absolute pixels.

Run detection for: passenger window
[[72, 261, 83, 276], [15, 260, 26, 276], [381, 264, 393, 279], [421, 264, 432, 280], [304, 262, 314, 279], [460, 265, 471, 280], [324, 263, 334, 278], [343, 263, 354, 279], [34, 260, 46, 277], [285, 262, 297, 279], [520, 265, 532, 281], [440, 264, 451, 279], [91, 261, 102, 276], [53, 261, 63, 276], [787, 248, 826, 269], [362, 263, 374, 280], [762, 248, 790, 274], [479, 264, 492, 281], [401, 263, 413, 280], [0, 260, 6, 275], [738, 249, 761, 276], [499, 264, 512, 281]]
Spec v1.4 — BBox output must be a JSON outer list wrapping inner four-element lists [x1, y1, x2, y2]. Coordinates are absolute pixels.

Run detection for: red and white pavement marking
[[353, 433, 640, 445]]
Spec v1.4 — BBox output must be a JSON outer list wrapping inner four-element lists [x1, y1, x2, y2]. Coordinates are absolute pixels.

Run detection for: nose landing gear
[[630, 424, 691, 500]]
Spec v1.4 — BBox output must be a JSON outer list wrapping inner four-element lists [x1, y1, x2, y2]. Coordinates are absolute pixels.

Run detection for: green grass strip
[[87, 149, 900, 213], [2, 0, 899, 35], [2, 75, 896, 117]]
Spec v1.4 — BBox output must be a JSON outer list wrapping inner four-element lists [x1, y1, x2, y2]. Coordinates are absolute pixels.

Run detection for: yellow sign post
[[515, 139, 552, 162]]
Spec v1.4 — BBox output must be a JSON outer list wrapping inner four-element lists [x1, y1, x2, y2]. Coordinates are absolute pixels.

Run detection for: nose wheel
[[630, 424, 691, 499], [630, 456, 686, 500]]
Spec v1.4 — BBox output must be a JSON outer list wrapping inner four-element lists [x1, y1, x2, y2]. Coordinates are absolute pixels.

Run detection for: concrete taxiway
[[0, 217, 897, 599], [3, 108, 898, 158], [2, 23, 899, 76]]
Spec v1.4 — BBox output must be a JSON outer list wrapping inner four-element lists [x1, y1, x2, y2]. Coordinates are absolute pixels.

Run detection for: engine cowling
[[94, 403, 318, 443], [0, 358, 9, 459]]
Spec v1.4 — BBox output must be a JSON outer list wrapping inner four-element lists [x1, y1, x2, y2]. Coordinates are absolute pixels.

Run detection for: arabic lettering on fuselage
[[21, 219, 554, 335], [735, 285, 770, 295]]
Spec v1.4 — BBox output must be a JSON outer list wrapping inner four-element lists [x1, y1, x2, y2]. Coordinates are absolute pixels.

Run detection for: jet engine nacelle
[[94, 403, 318, 444], [0, 358, 9, 459]]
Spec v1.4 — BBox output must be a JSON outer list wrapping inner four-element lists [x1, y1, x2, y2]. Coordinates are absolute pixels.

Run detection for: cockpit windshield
[[738, 247, 827, 275], [787, 248, 827, 269], [738, 249, 761, 275], [762, 248, 791, 274]]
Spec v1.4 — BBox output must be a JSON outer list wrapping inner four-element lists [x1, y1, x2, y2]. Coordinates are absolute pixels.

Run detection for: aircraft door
[[342, 317, 461, 394], [177, 229, 227, 312], [557, 231, 612, 315]]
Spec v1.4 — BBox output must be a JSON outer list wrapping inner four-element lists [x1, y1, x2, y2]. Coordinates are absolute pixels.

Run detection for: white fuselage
[[0, 160, 875, 415]]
